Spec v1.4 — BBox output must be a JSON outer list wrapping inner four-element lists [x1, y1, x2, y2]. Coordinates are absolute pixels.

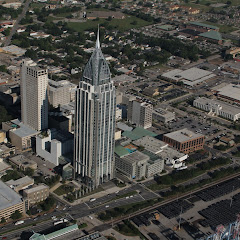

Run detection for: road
[[3, 0, 32, 47]]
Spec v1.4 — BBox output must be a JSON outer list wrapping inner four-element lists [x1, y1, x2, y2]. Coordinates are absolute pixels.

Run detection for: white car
[[105, 205, 109, 208]]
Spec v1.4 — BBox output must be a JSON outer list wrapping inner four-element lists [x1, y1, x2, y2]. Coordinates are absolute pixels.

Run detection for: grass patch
[[78, 223, 87, 229], [115, 220, 146, 239], [98, 198, 162, 221], [67, 15, 151, 32], [53, 184, 74, 196], [110, 191, 137, 202], [30, 2, 45, 8], [203, 21, 238, 33]]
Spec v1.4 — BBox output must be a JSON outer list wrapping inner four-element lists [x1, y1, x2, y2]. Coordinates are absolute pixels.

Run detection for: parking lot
[[166, 116, 218, 136], [23, 152, 56, 177]]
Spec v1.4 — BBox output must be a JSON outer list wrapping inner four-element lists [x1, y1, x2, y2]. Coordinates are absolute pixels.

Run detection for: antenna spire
[[96, 24, 100, 49]]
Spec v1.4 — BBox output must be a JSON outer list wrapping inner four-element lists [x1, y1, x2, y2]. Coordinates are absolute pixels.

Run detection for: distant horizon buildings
[[74, 29, 116, 189], [20, 59, 48, 131]]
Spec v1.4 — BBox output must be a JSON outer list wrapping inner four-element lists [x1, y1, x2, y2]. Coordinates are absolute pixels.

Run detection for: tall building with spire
[[74, 28, 116, 188]]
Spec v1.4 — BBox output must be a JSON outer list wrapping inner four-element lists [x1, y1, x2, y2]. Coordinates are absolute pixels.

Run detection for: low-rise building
[[163, 128, 204, 153], [23, 184, 49, 206], [2, 119, 39, 150], [0, 130, 6, 143], [0, 144, 15, 158], [36, 129, 73, 166], [193, 97, 240, 121], [0, 180, 25, 220], [6, 176, 34, 193], [9, 155, 37, 170], [152, 108, 175, 123], [0, 158, 11, 177], [115, 149, 164, 180]]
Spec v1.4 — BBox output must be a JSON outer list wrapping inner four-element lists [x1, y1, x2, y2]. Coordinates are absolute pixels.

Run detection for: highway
[[2, 171, 240, 239], [3, 0, 32, 47]]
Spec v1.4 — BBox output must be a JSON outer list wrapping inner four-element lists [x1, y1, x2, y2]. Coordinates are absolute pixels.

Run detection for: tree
[[11, 210, 22, 220], [1, 217, 6, 224], [24, 167, 34, 177], [0, 65, 7, 73]]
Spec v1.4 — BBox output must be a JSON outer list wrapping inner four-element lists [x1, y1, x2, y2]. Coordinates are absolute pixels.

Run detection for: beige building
[[0, 180, 25, 220], [21, 59, 48, 131], [0, 130, 6, 143], [9, 155, 37, 171], [128, 100, 153, 129], [0, 144, 15, 158], [48, 79, 77, 108], [23, 184, 49, 206], [2, 119, 39, 151], [6, 176, 34, 193]]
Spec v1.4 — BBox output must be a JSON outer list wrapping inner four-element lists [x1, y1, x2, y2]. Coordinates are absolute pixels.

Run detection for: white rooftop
[[6, 176, 34, 187], [215, 84, 240, 102], [0, 180, 23, 211], [162, 67, 216, 86], [10, 119, 38, 138], [164, 128, 204, 142], [194, 97, 240, 115], [133, 136, 168, 154]]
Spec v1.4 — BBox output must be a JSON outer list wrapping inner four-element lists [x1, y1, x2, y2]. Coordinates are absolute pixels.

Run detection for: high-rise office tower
[[21, 59, 48, 131], [128, 100, 153, 129], [74, 29, 116, 188]]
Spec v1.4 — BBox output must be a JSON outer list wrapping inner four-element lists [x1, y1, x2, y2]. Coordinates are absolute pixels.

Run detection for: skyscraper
[[21, 59, 48, 131], [74, 28, 116, 189]]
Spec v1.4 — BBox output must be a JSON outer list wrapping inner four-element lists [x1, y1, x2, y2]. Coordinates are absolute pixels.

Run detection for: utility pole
[[178, 206, 183, 230]]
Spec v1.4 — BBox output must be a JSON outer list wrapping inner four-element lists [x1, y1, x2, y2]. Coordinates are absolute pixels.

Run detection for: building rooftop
[[162, 67, 216, 86], [133, 136, 168, 154], [157, 146, 188, 161], [6, 176, 34, 188], [116, 122, 133, 132], [24, 184, 49, 194], [122, 150, 149, 164], [215, 84, 240, 102], [153, 108, 175, 117], [115, 145, 131, 158], [194, 97, 240, 115], [8, 119, 38, 138], [30, 224, 79, 240], [0, 180, 23, 211], [199, 30, 222, 41], [189, 21, 219, 30], [164, 128, 204, 143], [122, 127, 157, 141]]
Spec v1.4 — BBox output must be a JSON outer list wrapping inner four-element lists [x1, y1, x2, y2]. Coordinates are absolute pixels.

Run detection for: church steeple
[[81, 25, 111, 86]]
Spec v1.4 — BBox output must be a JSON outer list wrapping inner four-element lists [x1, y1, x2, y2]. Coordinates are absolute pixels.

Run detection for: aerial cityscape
[[0, 0, 240, 239]]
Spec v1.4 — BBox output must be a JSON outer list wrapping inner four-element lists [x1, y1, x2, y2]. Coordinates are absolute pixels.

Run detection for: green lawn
[[67, 15, 151, 32], [53, 184, 74, 196], [203, 21, 238, 33]]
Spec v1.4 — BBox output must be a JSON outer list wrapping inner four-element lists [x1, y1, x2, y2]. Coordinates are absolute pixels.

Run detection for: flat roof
[[0, 180, 23, 211], [164, 128, 204, 142], [157, 146, 187, 160], [6, 176, 33, 187], [162, 67, 216, 86], [10, 119, 38, 138], [122, 127, 157, 141], [122, 150, 149, 164], [215, 84, 240, 101], [133, 136, 168, 154], [24, 184, 48, 194], [194, 97, 240, 115]]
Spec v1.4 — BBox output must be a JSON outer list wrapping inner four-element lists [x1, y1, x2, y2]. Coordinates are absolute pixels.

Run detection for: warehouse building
[[161, 67, 216, 86], [6, 176, 34, 193], [193, 97, 240, 121], [163, 128, 204, 153]]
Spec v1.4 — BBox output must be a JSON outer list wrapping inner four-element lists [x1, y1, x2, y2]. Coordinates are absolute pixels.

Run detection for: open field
[[203, 21, 238, 33], [67, 15, 151, 32]]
